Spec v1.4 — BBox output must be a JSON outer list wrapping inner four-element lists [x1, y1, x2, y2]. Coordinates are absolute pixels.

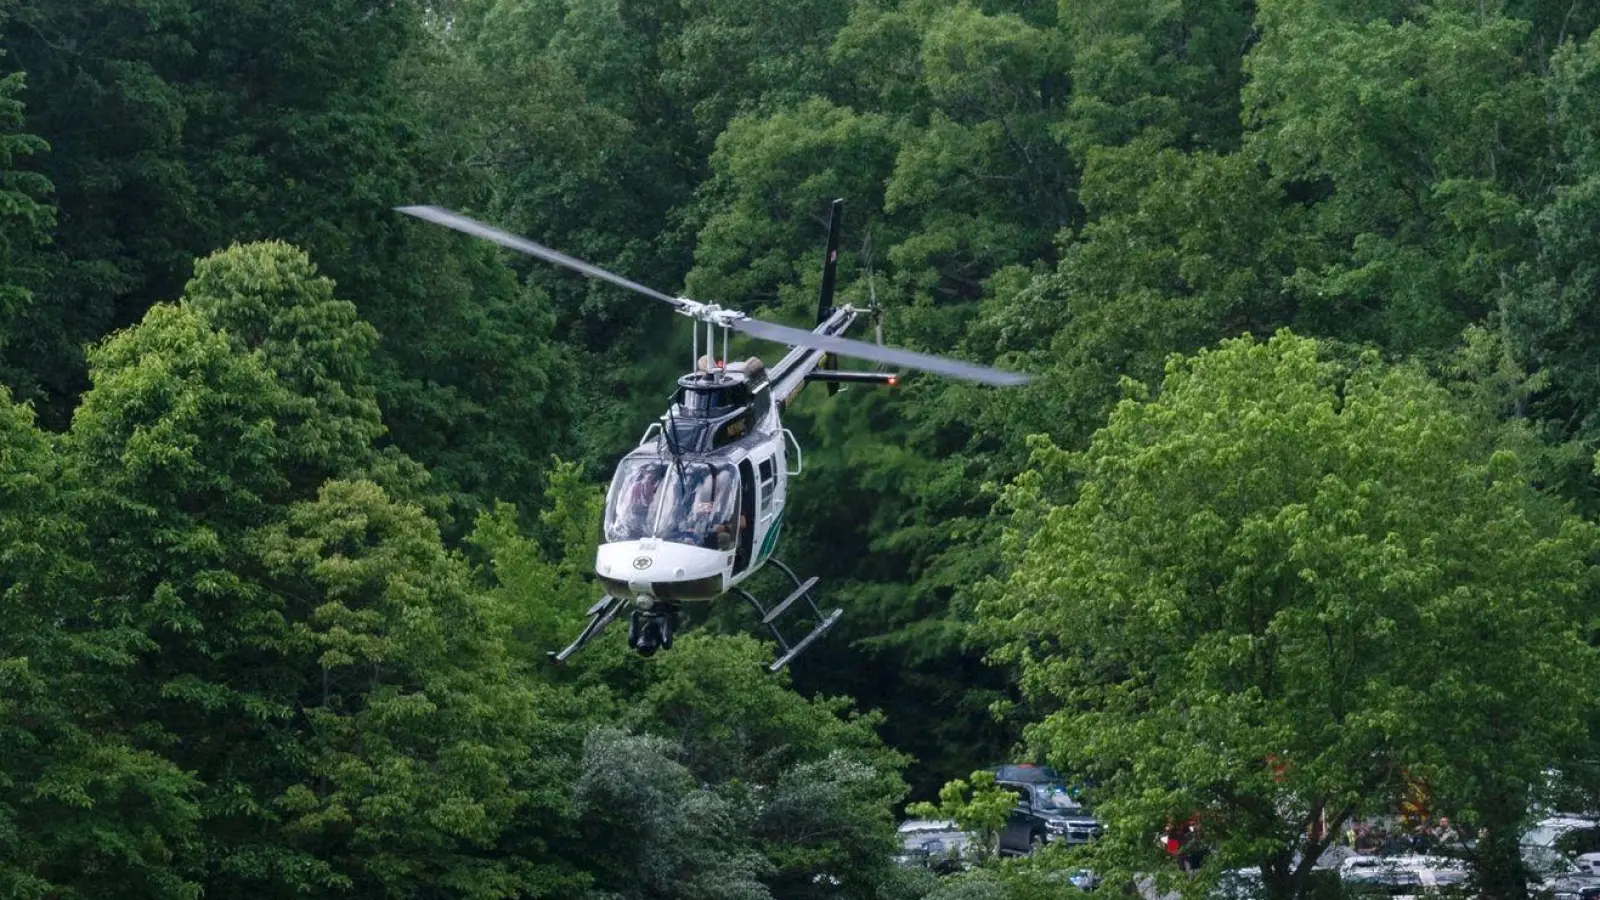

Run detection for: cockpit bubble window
[[604, 458, 668, 543], [652, 462, 739, 550], [602, 458, 740, 550]]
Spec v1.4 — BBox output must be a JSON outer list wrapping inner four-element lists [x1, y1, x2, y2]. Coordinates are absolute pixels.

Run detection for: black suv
[[995, 778, 1103, 855]]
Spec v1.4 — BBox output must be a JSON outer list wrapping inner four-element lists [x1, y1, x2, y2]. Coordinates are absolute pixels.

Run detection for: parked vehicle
[[1526, 816, 1600, 894], [1212, 866, 1343, 900], [1067, 869, 1102, 891], [987, 763, 1065, 785], [896, 819, 976, 874], [995, 779, 1103, 855], [1526, 817, 1600, 853], [1339, 855, 1469, 899], [1545, 873, 1600, 900], [1528, 845, 1583, 884], [1212, 867, 1266, 900]]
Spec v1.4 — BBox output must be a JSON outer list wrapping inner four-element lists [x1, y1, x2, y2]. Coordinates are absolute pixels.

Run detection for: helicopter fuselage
[[595, 356, 800, 607]]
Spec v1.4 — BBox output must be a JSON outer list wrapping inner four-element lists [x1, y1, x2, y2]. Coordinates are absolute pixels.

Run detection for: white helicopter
[[398, 201, 1029, 670]]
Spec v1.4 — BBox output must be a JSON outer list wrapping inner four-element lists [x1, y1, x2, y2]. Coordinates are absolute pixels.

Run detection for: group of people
[[610, 461, 741, 551], [1345, 818, 1465, 856]]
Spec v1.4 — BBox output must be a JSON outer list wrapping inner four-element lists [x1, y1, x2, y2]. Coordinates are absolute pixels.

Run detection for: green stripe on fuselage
[[757, 513, 783, 563]]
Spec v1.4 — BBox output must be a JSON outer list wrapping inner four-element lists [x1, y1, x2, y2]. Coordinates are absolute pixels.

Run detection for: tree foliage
[[906, 770, 1015, 860], [0, 55, 52, 379], [987, 332, 1600, 900], [7, 0, 1600, 896]]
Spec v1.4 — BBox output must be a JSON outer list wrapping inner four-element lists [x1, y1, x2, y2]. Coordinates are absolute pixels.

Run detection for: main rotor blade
[[733, 318, 1030, 386], [396, 205, 688, 311]]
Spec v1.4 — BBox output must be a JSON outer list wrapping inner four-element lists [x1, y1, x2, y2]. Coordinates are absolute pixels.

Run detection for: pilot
[[677, 473, 740, 551], [662, 472, 714, 545], [688, 481, 718, 544]]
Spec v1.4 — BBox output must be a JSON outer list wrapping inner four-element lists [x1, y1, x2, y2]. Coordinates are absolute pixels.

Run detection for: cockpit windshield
[[1038, 786, 1086, 813], [604, 459, 667, 542], [603, 458, 740, 550]]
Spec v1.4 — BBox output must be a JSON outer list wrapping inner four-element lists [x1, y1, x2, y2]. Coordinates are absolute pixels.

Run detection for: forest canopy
[[3, 0, 1600, 898]]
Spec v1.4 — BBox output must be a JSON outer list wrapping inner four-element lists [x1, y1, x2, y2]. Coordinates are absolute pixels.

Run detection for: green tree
[[62, 287, 585, 895], [986, 332, 1599, 900], [0, 56, 53, 386], [183, 241, 385, 483], [623, 634, 909, 899], [1502, 32, 1600, 462], [251, 478, 585, 898], [1243, 0, 1543, 354], [0, 387, 203, 899], [687, 100, 900, 315], [64, 301, 331, 892], [572, 727, 774, 900], [1056, 0, 1256, 155], [0, 0, 197, 422], [907, 770, 1015, 860], [3, 1, 574, 523], [466, 459, 605, 665], [982, 142, 1300, 460], [660, 0, 855, 141]]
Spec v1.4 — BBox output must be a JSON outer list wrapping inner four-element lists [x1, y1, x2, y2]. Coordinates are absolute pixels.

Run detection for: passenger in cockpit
[[624, 466, 663, 536]]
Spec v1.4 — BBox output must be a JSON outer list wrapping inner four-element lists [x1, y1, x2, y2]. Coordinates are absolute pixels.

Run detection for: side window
[[1010, 786, 1030, 808], [757, 457, 776, 513]]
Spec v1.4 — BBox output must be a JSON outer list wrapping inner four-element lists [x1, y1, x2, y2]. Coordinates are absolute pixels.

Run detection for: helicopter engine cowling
[[595, 540, 731, 603]]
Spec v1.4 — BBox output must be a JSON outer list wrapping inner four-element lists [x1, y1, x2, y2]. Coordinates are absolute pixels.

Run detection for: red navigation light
[[887, 374, 898, 386]]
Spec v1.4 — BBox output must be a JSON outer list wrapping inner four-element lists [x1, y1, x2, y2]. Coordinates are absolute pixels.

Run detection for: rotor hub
[[675, 298, 746, 330]]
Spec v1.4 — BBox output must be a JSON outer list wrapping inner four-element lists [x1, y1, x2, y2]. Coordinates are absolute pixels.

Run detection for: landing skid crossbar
[[736, 558, 843, 672]]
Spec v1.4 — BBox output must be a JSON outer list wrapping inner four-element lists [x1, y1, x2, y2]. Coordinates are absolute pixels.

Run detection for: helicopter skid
[[549, 561, 840, 670], [549, 593, 685, 664], [770, 608, 841, 671], [548, 594, 627, 665], [737, 559, 843, 672]]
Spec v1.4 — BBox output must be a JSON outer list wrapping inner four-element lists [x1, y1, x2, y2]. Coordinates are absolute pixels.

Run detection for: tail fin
[[817, 198, 843, 395]]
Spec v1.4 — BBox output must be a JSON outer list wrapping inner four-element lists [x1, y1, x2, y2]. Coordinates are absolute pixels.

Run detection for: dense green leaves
[[0, 60, 52, 372], [987, 333, 1599, 899], [906, 770, 1014, 860], [9, 0, 1600, 897], [1504, 31, 1600, 445], [1245, 0, 1542, 352], [0, 388, 203, 900]]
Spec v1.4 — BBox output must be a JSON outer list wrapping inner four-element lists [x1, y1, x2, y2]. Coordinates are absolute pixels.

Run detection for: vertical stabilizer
[[817, 198, 843, 395]]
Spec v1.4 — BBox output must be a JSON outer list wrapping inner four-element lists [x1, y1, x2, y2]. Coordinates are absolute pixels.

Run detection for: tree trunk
[[1261, 851, 1297, 900], [1473, 794, 1531, 900]]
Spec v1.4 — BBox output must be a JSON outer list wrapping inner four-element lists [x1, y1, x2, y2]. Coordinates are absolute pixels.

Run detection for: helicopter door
[[734, 459, 756, 573], [748, 452, 784, 565]]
